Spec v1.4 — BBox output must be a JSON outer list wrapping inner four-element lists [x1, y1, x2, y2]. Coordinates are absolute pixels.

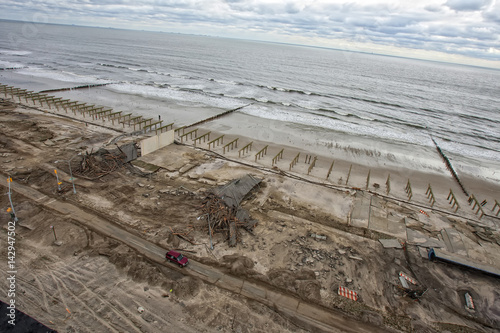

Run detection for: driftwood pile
[[75, 148, 126, 179]]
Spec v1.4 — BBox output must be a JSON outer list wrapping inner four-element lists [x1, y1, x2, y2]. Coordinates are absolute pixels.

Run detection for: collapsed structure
[[201, 174, 262, 246]]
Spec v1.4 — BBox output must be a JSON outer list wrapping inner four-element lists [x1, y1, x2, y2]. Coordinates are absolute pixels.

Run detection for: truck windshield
[[177, 254, 184, 261]]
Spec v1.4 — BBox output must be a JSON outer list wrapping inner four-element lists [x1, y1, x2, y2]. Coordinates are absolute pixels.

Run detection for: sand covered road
[[1, 175, 387, 333]]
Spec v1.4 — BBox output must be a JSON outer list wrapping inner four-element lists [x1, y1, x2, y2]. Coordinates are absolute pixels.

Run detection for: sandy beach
[[1, 81, 500, 332]]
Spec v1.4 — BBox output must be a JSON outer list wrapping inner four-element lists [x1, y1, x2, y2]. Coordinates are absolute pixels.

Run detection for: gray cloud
[[0, 0, 498, 63], [445, 0, 492, 11]]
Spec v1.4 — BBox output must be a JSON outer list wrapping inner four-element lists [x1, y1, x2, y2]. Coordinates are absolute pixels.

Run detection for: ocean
[[1, 20, 499, 182]]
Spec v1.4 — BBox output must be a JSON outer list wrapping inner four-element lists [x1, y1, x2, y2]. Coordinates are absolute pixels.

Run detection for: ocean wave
[[0, 60, 26, 69], [16, 67, 111, 85], [0, 50, 32, 56], [258, 84, 322, 97], [108, 82, 247, 111]]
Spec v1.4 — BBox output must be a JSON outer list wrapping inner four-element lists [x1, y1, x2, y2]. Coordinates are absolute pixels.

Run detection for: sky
[[1, 0, 499, 68]]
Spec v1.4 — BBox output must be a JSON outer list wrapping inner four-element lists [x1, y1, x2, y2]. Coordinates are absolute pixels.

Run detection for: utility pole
[[68, 152, 82, 194]]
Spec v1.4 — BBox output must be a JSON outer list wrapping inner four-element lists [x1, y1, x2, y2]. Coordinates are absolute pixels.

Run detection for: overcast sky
[[1, 0, 499, 68]]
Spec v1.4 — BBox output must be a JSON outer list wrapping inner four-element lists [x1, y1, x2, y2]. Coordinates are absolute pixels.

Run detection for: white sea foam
[[0, 60, 25, 68], [109, 83, 247, 110], [16, 67, 110, 85], [0, 50, 32, 56]]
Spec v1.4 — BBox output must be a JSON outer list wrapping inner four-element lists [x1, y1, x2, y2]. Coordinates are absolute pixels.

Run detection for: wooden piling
[[405, 179, 413, 200], [426, 184, 436, 207], [386, 174, 391, 195], [272, 148, 284, 166], [326, 160, 334, 179], [308, 157, 318, 175], [207, 134, 224, 149], [156, 122, 174, 135], [492, 200, 500, 216], [180, 129, 198, 142], [448, 189, 460, 212], [289, 153, 300, 171], [255, 145, 268, 162], [223, 138, 239, 154], [193, 132, 211, 146], [238, 141, 253, 157], [345, 164, 352, 185], [366, 170, 371, 190]]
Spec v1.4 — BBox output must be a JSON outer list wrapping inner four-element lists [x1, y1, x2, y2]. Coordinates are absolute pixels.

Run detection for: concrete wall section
[[159, 129, 175, 147], [140, 130, 175, 156], [140, 135, 158, 156]]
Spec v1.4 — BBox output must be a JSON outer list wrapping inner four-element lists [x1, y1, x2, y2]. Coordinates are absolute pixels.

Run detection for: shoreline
[[1, 75, 499, 218], [1, 70, 498, 185]]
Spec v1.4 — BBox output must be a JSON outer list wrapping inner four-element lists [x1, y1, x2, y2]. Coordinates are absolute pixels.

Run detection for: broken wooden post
[[366, 170, 371, 190], [143, 120, 163, 132], [223, 138, 239, 154], [469, 194, 485, 219], [156, 122, 174, 135], [134, 117, 153, 129], [326, 160, 334, 179], [448, 189, 460, 212], [272, 148, 284, 166], [405, 179, 413, 200], [63, 101, 78, 112], [493, 200, 500, 217], [117, 113, 132, 127], [180, 129, 198, 142], [53, 99, 70, 111], [193, 131, 211, 146], [426, 184, 436, 207], [238, 141, 253, 157], [107, 110, 121, 122], [207, 134, 225, 149], [255, 145, 268, 162], [174, 126, 186, 136], [289, 153, 300, 171], [345, 164, 352, 185], [308, 156, 317, 175], [386, 174, 391, 195]]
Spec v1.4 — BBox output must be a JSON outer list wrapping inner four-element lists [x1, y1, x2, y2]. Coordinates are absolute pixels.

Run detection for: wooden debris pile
[[200, 175, 261, 247], [76, 148, 126, 179]]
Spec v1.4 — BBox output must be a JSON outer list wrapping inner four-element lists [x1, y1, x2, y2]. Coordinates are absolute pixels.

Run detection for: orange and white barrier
[[399, 271, 417, 285], [419, 209, 429, 217], [338, 286, 358, 301]]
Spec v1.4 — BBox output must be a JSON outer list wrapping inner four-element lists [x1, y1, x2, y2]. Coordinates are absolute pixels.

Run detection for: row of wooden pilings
[[175, 125, 498, 220], [0, 84, 174, 135]]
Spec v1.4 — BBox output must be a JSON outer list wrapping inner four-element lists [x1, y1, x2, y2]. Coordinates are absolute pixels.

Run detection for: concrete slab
[[379, 239, 402, 249], [350, 193, 371, 228], [407, 229, 445, 248], [138, 144, 205, 172], [441, 228, 468, 256]]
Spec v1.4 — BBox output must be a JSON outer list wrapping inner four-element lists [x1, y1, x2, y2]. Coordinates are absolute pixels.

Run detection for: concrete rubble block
[[407, 229, 445, 248], [309, 233, 327, 241], [379, 239, 402, 249], [178, 163, 197, 174]]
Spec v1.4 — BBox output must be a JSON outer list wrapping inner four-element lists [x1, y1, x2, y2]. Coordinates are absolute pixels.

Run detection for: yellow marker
[[58, 182, 62, 185], [6, 207, 12, 213], [66, 308, 71, 314], [54, 170, 57, 174], [7, 177, 12, 182]]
